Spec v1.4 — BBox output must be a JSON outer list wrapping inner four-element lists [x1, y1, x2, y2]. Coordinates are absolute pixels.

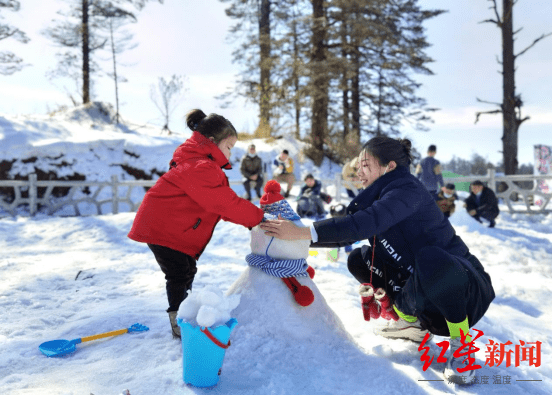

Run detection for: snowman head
[[250, 180, 310, 260]]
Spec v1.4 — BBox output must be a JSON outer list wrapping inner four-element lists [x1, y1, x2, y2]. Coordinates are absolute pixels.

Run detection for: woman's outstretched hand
[[259, 216, 312, 240]]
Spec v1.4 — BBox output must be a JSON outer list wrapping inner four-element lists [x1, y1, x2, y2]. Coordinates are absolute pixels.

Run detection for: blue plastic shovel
[[38, 323, 149, 357]]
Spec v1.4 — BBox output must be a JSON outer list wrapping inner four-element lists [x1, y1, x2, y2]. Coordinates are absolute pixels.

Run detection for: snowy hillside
[[0, 102, 342, 189], [1, 106, 551, 394]]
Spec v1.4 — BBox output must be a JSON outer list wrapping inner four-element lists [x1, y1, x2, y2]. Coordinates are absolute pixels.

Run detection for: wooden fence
[[0, 169, 550, 217]]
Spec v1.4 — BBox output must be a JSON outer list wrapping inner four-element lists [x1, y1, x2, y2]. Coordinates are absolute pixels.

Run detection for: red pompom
[[261, 180, 284, 205], [264, 180, 281, 194], [307, 266, 315, 279]]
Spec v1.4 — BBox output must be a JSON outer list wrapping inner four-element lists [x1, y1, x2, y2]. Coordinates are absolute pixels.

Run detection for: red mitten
[[282, 277, 315, 307], [306, 266, 315, 279], [359, 283, 380, 321], [374, 288, 399, 321]]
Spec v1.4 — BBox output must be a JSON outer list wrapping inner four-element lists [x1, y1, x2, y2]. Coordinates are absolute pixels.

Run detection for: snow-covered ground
[[0, 203, 551, 395], [1, 105, 551, 394]]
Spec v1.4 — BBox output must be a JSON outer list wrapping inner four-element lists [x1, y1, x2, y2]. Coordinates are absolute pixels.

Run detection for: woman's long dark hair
[[185, 109, 237, 144], [362, 136, 413, 167]]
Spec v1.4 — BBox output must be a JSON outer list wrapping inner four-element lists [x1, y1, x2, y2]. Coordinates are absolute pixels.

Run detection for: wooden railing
[[0, 170, 550, 217], [444, 168, 552, 214]]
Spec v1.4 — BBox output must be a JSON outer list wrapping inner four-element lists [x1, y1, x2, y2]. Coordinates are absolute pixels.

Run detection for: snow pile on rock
[[177, 286, 241, 328]]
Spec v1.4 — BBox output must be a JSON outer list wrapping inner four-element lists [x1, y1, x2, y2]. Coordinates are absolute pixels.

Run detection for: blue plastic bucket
[[177, 318, 238, 387]]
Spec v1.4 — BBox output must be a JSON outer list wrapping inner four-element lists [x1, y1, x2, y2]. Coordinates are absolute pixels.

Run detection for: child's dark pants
[[148, 244, 198, 312]]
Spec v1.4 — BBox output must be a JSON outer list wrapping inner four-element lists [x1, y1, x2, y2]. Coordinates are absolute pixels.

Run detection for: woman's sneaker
[[443, 337, 476, 385], [375, 318, 432, 343]]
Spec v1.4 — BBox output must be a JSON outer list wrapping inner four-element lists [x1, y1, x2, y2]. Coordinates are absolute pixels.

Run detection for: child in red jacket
[[128, 109, 264, 338]]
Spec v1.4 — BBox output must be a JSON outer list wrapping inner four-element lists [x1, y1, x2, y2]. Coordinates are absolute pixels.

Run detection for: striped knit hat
[[260, 180, 300, 221]]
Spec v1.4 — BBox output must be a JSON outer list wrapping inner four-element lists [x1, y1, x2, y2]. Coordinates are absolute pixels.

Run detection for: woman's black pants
[[347, 245, 494, 336]]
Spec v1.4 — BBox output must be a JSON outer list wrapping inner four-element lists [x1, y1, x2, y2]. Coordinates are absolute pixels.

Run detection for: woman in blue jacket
[[260, 136, 495, 384]]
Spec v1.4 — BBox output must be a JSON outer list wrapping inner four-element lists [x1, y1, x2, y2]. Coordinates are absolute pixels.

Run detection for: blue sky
[[1, 0, 550, 165]]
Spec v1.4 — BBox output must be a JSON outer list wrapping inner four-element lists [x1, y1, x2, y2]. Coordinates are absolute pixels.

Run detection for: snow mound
[[53, 102, 117, 125]]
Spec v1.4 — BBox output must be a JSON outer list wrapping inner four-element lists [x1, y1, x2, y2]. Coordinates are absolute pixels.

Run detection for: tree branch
[[475, 109, 501, 124], [479, 18, 500, 26], [490, 0, 501, 24], [479, 0, 501, 26], [517, 116, 530, 126], [515, 32, 552, 58], [476, 97, 501, 106]]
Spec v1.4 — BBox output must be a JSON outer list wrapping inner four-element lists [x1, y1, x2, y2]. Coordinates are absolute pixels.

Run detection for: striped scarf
[[245, 253, 309, 278]]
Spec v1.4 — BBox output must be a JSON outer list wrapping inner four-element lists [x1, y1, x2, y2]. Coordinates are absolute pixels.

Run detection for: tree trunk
[[376, 65, 384, 136], [350, 44, 360, 142], [109, 20, 119, 124], [82, 0, 90, 104], [257, 0, 271, 138], [502, 0, 518, 175], [340, 15, 349, 139], [292, 18, 301, 140], [310, 0, 328, 165]]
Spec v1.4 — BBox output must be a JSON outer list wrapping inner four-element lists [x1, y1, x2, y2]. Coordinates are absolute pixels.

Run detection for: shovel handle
[[80, 328, 128, 343]]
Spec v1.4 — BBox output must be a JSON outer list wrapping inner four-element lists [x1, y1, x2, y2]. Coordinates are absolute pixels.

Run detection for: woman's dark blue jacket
[[312, 166, 467, 267], [311, 166, 494, 334]]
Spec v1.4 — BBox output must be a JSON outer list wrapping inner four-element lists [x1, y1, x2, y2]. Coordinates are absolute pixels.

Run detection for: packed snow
[[178, 287, 240, 328], [1, 106, 551, 394]]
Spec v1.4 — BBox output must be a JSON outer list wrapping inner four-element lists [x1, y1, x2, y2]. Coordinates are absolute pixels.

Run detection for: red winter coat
[[128, 132, 264, 259]]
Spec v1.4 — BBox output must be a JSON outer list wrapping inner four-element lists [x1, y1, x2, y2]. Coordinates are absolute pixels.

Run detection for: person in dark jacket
[[434, 183, 458, 218], [240, 144, 264, 200], [296, 174, 326, 218], [415, 144, 445, 194], [128, 109, 264, 339], [464, 180, 499, 228], [260, 136, 495, 384]]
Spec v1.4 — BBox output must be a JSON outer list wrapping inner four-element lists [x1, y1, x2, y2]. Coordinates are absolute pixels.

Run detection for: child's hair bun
[[186, 109, 207, 131]]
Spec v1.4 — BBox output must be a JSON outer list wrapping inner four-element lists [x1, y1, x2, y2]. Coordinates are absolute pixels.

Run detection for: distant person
[[240, 144, 263, 201], [434, 183, 458, 218], [464, 180, 499, 228], [415, 145, 445, 194], [128, 109, 264, 339], [272, 149, 296, 198], [296, 174, 326, 219], [342, 157, 363, 198]]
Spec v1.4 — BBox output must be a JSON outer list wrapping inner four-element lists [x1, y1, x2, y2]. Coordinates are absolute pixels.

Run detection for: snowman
[[246, 180, 316, 306], [226, 181, 355, 343]]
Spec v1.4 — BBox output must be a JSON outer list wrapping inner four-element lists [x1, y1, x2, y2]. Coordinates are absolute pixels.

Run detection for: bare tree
[[0, 0, 29, 75], [43, 0, 163, 105], [105, 17, 137, 124], [475, 0, 551, 175], [150, 75, 186, 134]]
